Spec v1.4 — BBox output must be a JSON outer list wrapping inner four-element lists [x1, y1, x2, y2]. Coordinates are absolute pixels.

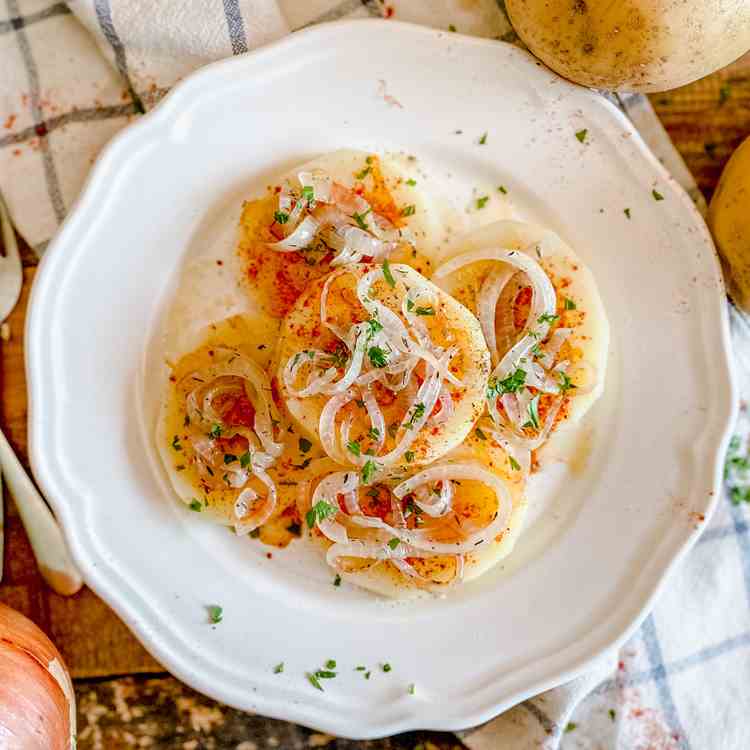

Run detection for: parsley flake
[[479, 132, 487, 145], [368, 346, 389, 368], [301, 185, 314, 205], [356, 166, 371, 180], [207, 605, 223, 624], [525, 395, 540, 430], [274, 662, 284, 674], [404, 402, 426, 427], [509, 455, 521, 471], [352, 208, 371, 230], [325, 659, 337, 669], [565, 722, 577, 733], [209, 423, 222, 440], [387, 538, 400, 550], [415, 306, 435, 316], [273, 210, 289, 225], [652, 189, 664, 201], [347, 440, 361, 456], [448, 24, 457, 32], [189, 499, 203, 512], [498, 185, 508, 194], [476, 195, 489, 210], [575, 129, 587, 143], [306, 500, 338, 528], [558, 371, 576, 393], [240, 451, 252, 468], [367, 427, 381, 441], [307, 672, 324, 691], [406, 178, 417, 186], [382, 259, 396, 288], [361, 459, 379, 485], [624, 207, 631, 219], [475, 427, 487, 440], [382, 663, 392, 672], [299, 437, 312, 453], [408, 683, 416, 695], [405, 450, 415, 463], [401, 204, 416, 217], [333, 574, 342, 587], [564, 297, 576, 310], [538, 312, 559, 325], [488, 368, 526, 398], [171, 435, 182, 451], [609, 709, 616, 721]]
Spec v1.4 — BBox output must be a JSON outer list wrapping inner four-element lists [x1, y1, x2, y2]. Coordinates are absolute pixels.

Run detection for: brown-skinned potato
[[709, 136, 750, 312], [506, 0, 750, 93]]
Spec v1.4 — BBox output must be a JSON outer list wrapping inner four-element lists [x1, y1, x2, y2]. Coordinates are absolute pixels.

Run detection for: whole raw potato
[[709, 136, 750, 312], [505, 0, 750, 92]]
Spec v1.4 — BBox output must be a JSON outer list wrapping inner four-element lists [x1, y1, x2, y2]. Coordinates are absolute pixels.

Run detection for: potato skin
[[709, 136, 750, 312], [506, 0, 750, 92]]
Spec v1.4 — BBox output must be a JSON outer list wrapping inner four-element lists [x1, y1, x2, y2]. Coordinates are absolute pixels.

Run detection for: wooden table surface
[[1, 53, 749, 749]]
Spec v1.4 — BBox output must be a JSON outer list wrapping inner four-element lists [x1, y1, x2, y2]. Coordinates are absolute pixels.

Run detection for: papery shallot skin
[[0, 602, 74, 750]]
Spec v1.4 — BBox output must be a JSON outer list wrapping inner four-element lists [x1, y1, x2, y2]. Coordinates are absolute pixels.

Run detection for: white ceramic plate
[[26, 20, 736, 739]]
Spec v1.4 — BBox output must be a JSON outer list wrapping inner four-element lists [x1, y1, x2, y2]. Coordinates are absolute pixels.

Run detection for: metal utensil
[[0, 192, 82, 595]]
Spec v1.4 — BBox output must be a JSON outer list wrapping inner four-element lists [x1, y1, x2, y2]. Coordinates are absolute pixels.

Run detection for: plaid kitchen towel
[[1, 1, 747, 748]]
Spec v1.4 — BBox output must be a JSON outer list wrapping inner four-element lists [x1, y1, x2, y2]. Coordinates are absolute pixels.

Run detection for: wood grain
[[0, 49, 748, 749]]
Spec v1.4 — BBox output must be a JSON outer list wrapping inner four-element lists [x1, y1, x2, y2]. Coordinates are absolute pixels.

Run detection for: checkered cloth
[[1, 2, 747, 748]]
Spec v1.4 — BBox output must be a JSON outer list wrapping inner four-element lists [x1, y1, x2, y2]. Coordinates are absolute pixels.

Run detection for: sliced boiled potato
[[434, 220, 609, 427], [276, 262, 490, 468], [297, 430, 526, 597]]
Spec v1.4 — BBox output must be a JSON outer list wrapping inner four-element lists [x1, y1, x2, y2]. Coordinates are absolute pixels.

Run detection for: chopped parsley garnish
[[323, 344, 349, 368], [726, 435, 750, 505], [356, 665, 366, 671], [325, 659, 337, 669], [382, 258, 396, 287], [171, 435, 182, 451], [575, 129, 587, 143], [525, 395, 540, 430], [652, 189, 664, 201], [382, 663, 392, 672], [509, 455, 521, 471], [408, 683, 416, 695], [624, 207, 631, 219], [609, 709, 616, 721], [479, 132, 487, 145], [367, 427, 381, 441], [365, 671, 371, 679], [301, 185, 314, 204], [333, 574, 342, 587], [273, 210, 289, 225], [223, 453, 237, 464], [406, 298, 415, 311], [475, 427, 487, 440], [368, 346, 389, 368], [488, 368, 526, 397], [564, 297, 576, 310], [306, 500, 338, 528], [249, 528, 261, 538], [361, 459, 379, 484], [307, 672, 324, 691], [565, 722, 577, 733], [366, 317, 384, 337], [189, 499, 203, 512], [240, 451, 252, 469], [352, 208, 371, 230], [498, 185, 508, 194], [315, 670, 336, 679], [404, 402, 426, 427], [387, 538, 400, 550], [405, 450, 415, 463], [538, 312, 559, 325], [558, 371, 576, 393], [274, 662, 284, 674], [406, 178, 417, 186], [207, 605, 223, 624], [415, 306, 435, 316], [299, 437, 312, 453], [401, 204, 416, 217], [209, 423, 222, 439], [356, 166, 371, 179], [476, 195, 489, 209], [347, 440, 361, 456], [448, 24, 456, 32]]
